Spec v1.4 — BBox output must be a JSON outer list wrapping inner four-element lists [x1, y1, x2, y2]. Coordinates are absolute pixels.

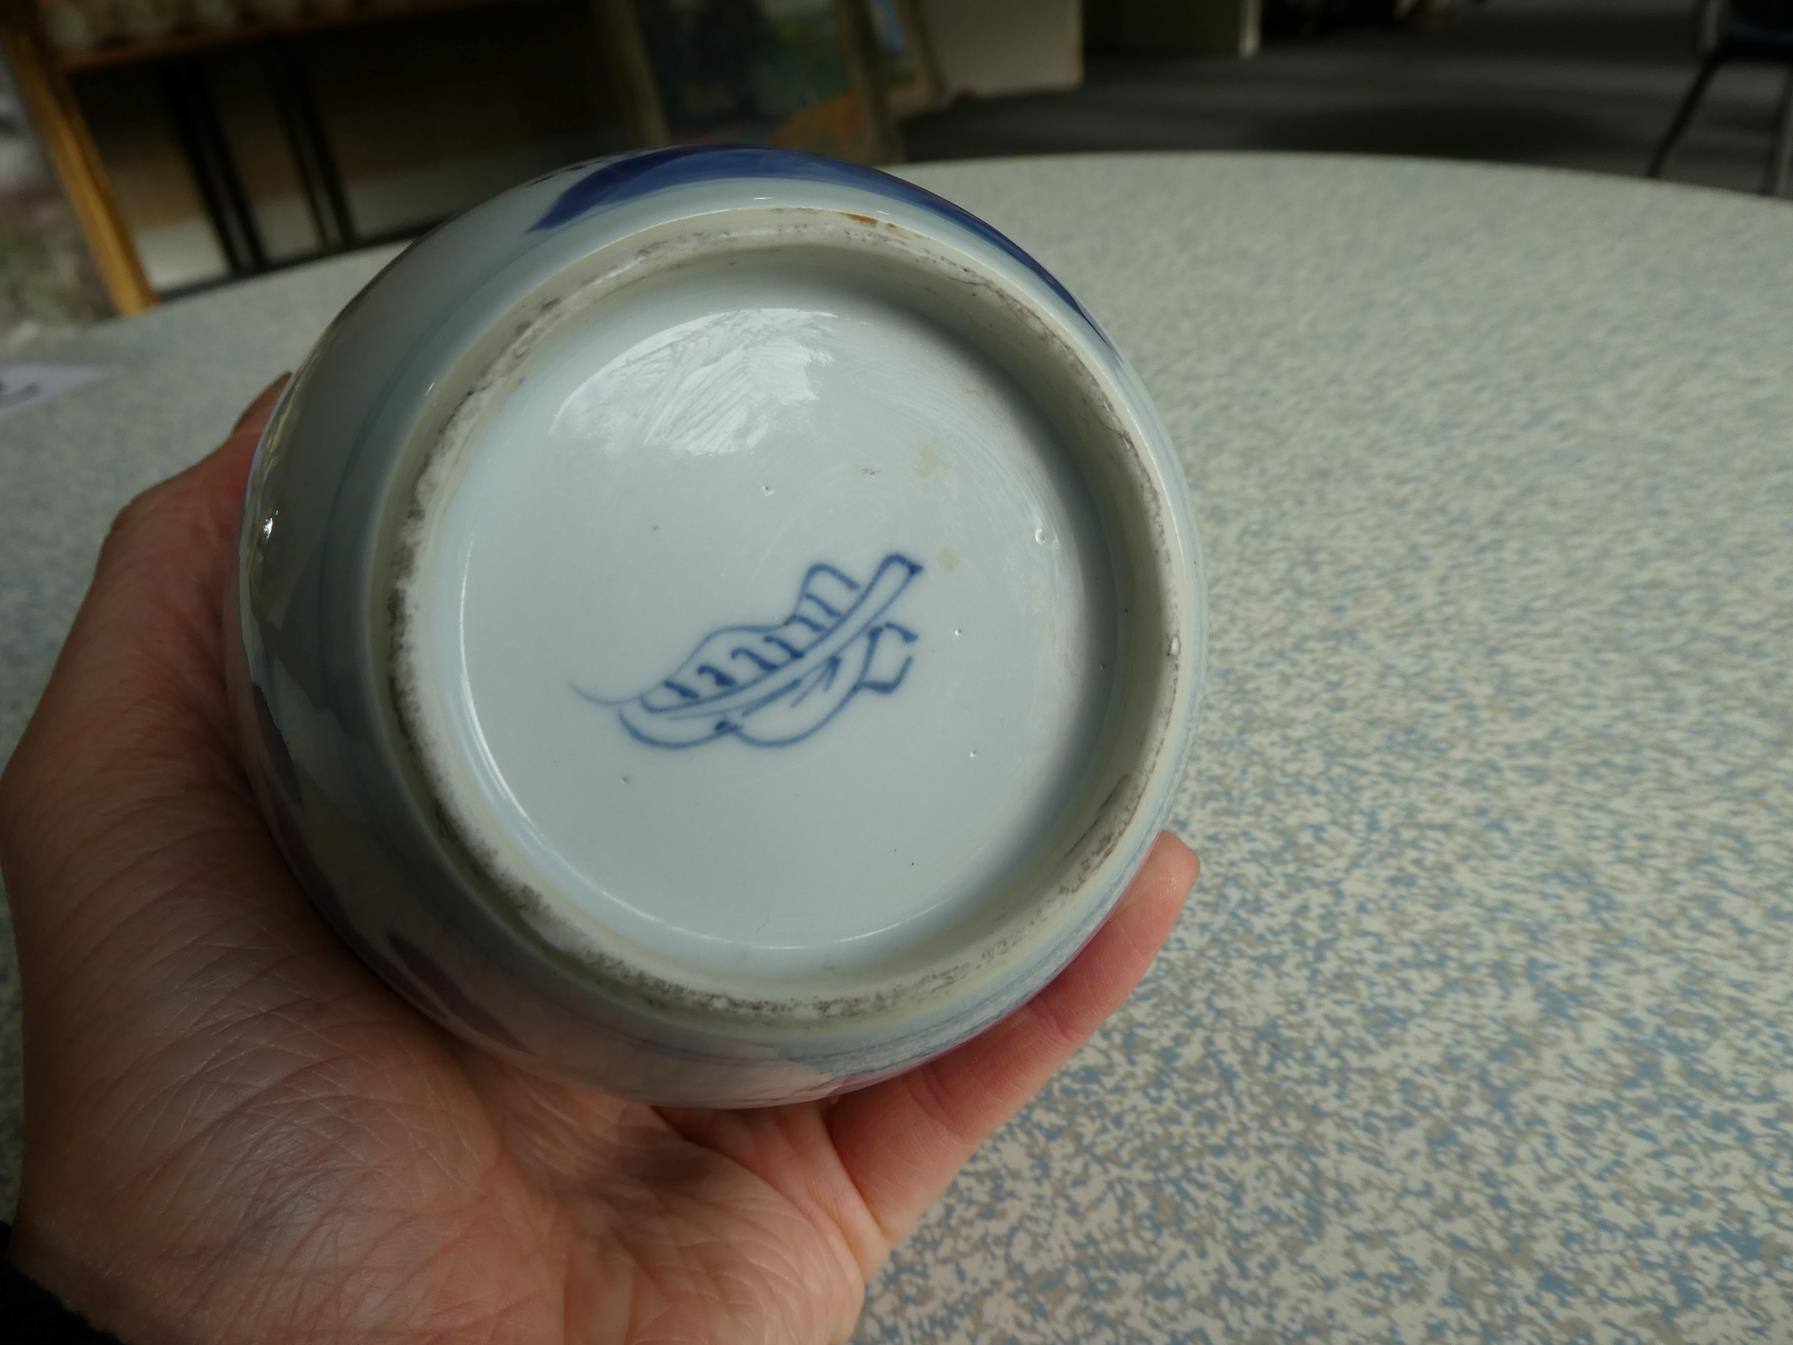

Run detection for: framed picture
[[597, 0, 901, 164]]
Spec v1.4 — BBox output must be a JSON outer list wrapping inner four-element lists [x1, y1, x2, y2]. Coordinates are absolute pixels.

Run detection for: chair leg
[[1696, 0, 1722, 55], [1767, 65, 1793, 196], [1649, 51, 1726, 179]]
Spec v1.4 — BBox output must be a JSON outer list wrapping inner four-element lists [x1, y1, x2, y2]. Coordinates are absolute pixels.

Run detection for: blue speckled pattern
[[2, 156, 1790, 1340]]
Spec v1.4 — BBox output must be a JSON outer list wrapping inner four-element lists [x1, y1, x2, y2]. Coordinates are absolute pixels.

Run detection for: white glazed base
[[387, 209, 1178, 1022]]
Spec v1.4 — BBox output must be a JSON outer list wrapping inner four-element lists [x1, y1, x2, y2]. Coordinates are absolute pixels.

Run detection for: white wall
[[918, 0, 1082, 99]]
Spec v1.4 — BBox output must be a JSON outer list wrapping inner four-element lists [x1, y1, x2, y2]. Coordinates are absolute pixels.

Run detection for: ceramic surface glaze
[[401, 250, 1123, 988], [231, 147, 1204, 1105]]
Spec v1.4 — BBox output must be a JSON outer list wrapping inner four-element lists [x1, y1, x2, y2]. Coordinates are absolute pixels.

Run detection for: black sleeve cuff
[[1, 1222, 128, 1344]]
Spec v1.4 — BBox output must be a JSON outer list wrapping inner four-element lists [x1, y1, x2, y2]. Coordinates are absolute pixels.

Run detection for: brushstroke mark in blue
[[578, 553, 923, 748]]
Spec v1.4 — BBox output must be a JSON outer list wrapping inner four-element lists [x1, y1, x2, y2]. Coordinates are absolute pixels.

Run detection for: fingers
[[826, 833, 1198, 1247], [0, 377, 290, 873], [86, 375, 286, 597], [165, 374, 290, 521], [234, 377, 289, 435], [72, 374, 288, 710]]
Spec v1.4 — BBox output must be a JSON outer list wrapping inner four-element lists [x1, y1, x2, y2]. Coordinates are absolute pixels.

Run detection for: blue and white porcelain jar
[[229, 146, 1205, 1106]]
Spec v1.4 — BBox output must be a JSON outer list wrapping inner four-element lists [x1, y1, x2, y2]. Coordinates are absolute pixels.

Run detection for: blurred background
[[2, 0, 1789, 347]]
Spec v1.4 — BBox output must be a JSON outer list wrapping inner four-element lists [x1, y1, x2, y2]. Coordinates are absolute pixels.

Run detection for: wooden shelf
[[0, 0, 156, 311], [59, 0, 521, 72]]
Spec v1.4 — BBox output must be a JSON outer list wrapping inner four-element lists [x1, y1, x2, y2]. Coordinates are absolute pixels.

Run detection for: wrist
[[2, 1227, 124, 1343], [7, 1205, 192, 1345]]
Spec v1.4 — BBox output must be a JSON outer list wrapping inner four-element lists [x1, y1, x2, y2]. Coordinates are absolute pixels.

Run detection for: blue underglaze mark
[[531, 145, 1107, 342], [578, 553, 923, 749]]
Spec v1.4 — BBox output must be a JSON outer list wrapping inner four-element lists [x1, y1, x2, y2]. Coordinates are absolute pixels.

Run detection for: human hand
[[0, 381, 1200, 1345]]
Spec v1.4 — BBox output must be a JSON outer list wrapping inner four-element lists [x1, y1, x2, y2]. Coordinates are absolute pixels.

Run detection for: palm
[[38, 814, 885, 1344], [0, 384, 1196, 1345]]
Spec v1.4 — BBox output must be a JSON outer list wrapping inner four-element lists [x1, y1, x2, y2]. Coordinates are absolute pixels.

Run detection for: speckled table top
[[4, 155, 1791, 1342]]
